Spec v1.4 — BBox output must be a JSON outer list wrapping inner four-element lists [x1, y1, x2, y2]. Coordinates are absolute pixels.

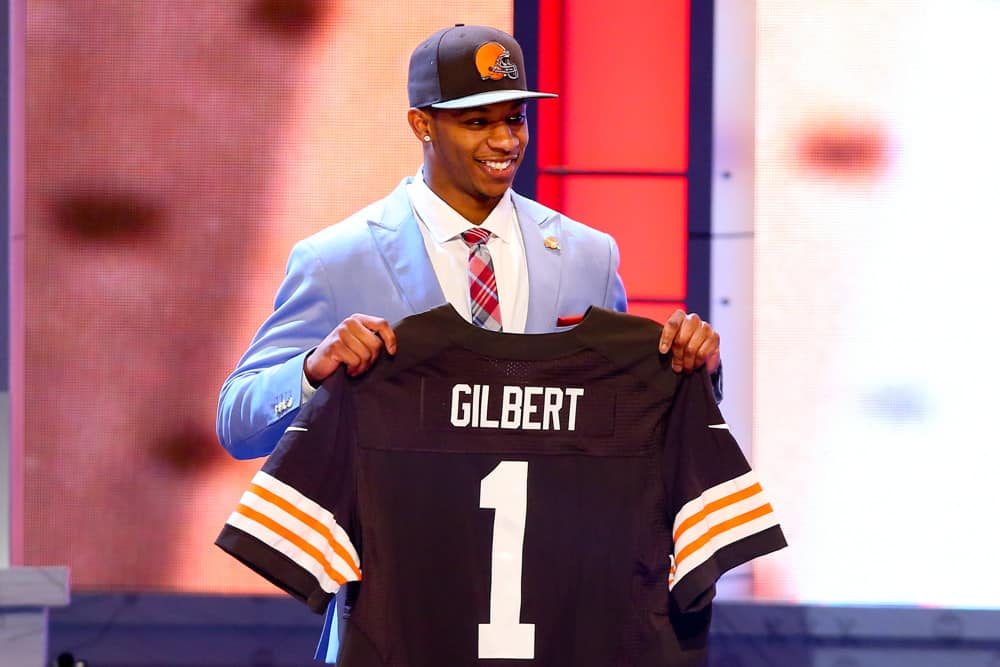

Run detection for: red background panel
[[627, 300, 688, 324], [536, 0, 564, 173], [536, 0, 692, 311], [560, 175, 687, 300], [535, 172, 563, 211], [556, 0, 689, 172]]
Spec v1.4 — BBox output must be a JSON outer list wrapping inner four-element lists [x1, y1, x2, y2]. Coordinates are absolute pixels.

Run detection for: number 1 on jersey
[[479, 461, 535, 659]]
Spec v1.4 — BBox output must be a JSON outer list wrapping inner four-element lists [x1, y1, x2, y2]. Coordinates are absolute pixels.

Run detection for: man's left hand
[[658, 309, 721, 375]]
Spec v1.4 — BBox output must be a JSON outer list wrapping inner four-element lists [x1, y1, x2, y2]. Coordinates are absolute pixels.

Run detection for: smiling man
[[216, 24, 722, 461], [411, 99, 528, 223]]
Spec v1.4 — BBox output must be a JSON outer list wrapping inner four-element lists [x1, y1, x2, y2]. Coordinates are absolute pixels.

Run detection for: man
[[216, 24, 721, 461]]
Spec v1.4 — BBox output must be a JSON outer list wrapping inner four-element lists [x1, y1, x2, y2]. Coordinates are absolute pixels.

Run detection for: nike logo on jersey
[[708, 423, 729, 430], [450, 383, 584, 431]]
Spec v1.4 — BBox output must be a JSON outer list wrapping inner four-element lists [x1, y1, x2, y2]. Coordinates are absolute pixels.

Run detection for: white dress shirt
[[406, 169, 530, 333]]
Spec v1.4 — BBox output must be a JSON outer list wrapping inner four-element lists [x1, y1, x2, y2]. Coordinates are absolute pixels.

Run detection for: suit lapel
[[514, 193, 562, 333], [368, 179, 446, 315], [368, 183, 564, 329]]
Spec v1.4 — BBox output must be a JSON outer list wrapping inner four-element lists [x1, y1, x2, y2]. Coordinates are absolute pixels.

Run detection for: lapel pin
[[544, 236, 561, 251]]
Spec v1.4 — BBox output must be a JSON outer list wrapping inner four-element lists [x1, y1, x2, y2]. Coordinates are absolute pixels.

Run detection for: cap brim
[[430, 89, 558, 110]]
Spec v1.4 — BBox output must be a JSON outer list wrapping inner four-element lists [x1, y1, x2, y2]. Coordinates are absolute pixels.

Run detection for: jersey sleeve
[[215, 371, 362, 614], [664, 369, 787, 613]]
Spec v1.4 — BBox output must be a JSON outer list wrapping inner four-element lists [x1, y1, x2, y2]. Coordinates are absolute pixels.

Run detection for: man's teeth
[[483, 160, 512, 170]]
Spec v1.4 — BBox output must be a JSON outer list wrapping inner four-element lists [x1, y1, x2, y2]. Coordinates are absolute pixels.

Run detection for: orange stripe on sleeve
[[246, 483, 362, 580], [674, 503, 774, 569], [247, 482, 361, 581], [674, 483, 763, 543], [235, 504, 351, 587]]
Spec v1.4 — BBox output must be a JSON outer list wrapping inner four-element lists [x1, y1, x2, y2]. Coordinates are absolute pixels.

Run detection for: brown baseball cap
[[408, 24, 557, 109]]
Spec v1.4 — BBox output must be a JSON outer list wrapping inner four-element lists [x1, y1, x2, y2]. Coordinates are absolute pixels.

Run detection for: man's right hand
[[304, 314, 398, 387]]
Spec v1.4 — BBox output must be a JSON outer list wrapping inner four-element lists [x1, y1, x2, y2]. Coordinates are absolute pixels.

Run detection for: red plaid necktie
[[460, 227, 502, 331]]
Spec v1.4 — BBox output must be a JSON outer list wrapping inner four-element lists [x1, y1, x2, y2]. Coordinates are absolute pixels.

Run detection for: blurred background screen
[[24, 0, 511, 593], [753, 0, 1000, 608]]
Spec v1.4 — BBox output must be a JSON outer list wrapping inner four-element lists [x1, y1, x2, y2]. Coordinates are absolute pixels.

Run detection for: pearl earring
[[423, 135, 431, 142]]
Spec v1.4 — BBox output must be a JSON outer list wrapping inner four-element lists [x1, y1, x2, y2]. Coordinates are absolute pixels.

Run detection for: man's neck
[[421, 176, 504, 225]]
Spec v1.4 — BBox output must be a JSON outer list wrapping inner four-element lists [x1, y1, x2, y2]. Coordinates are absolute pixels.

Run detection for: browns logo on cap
[[475, 42, 519, 81], [408, 24, 556, 109]]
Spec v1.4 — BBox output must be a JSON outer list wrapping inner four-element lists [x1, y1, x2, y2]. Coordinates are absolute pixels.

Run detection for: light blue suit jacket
[[217, 177, 627, 459]]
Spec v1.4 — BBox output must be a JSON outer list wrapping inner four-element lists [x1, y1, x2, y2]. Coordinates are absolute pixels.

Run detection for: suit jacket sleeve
[[216, 238, 338, 459], [605, 234, 628, 313]]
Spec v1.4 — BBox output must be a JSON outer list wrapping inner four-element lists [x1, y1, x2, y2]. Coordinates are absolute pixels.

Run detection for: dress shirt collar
[[407, 167, 515, 244]]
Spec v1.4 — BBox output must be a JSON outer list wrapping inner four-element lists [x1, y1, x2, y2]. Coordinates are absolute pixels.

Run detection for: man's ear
[[407, 107, 433, 142]]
